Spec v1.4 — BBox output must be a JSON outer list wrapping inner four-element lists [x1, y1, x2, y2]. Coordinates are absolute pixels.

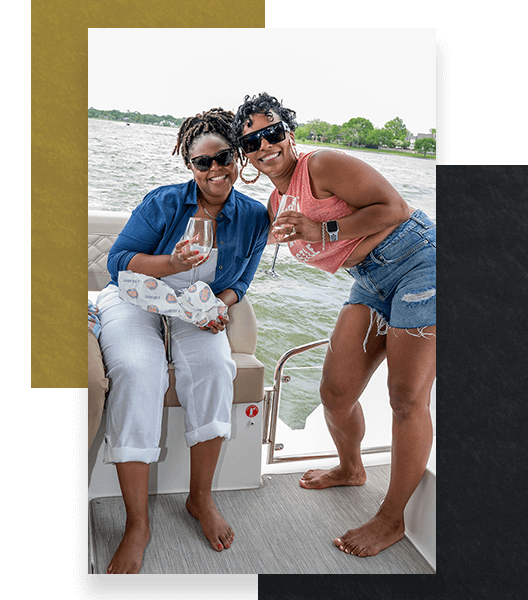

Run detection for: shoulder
[[307, 148, 365, 176], [307, 149, 380, 195]]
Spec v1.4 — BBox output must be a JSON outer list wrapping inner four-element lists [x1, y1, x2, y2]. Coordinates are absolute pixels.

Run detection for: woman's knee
[[319, 375, 360, 411], [388, 381, 431, 418]]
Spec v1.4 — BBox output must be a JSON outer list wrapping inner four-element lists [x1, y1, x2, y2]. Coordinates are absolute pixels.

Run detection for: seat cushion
[[164, 352, 265, 407]]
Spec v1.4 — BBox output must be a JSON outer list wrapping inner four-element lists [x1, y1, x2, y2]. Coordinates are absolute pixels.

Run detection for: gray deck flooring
[[89, 465, 434, 574]]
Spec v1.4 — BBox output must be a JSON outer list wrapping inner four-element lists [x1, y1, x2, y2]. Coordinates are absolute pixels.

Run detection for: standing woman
[[97, 108, 269, 573], [233, 93, 436, 558]]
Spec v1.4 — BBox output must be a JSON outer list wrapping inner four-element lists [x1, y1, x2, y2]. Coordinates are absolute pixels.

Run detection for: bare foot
[[107, 522, 151, 574], [334, 512, 405, 557], [186, 495, 234, 551], [299, 464, 367, 489]]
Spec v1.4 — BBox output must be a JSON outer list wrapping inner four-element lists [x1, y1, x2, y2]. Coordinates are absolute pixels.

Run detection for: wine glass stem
[[270, 243, 280, 271]]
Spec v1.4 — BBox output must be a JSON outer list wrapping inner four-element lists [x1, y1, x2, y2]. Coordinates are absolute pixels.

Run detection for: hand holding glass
[[173, 217, 213, 285], [264, 195, 299, 277]]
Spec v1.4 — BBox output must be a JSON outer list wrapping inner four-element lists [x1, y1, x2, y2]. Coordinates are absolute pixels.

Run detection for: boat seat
[[88, 210, 265, 410]]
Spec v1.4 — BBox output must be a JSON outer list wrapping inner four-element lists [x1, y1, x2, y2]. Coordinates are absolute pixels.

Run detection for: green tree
[[364, 128, 382, 149], [328, 124, 341, 143], [414, 137, 436, 157], [308, 118, 331, 142], [344, 117, 373, 145], [383, 117, 408, 142], [295, 124, 310, 141]]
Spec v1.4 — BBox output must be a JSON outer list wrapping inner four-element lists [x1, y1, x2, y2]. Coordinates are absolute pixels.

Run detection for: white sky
[[89, 28, 436, 135]]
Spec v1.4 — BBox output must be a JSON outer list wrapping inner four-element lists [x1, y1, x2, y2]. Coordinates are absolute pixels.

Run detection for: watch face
[[327, 221, 339, 232]]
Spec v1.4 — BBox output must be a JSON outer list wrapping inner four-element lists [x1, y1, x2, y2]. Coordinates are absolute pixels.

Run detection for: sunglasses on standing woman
[[238, 121, 290, 154]]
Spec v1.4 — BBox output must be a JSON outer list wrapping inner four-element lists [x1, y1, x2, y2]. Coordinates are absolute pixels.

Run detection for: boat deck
[[89, 465, 434, 574]]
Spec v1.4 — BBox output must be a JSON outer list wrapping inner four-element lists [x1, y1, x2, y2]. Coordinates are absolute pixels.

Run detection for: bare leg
[[300, 304, 386, 489], [186, 437, 234, 551], [107, 462, 151, 574], [335, 325, 436, 557]]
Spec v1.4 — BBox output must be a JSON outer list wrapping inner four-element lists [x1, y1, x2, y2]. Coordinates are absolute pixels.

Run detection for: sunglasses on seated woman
[[238, 121, 289, 154], [190, 148, 235, 172]]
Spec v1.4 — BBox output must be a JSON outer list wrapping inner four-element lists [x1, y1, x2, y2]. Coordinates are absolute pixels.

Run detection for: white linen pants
[[97, 284, 236, 464]]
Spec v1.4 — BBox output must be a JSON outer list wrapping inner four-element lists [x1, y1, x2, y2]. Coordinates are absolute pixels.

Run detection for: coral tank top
[[270, 151, 366, 273]]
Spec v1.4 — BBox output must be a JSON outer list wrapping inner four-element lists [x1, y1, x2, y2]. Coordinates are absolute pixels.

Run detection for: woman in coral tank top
[[233, 93, 436, 558]]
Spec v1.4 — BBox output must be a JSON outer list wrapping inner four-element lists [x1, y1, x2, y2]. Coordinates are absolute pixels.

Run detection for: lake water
[[89, 118, 436, 429]]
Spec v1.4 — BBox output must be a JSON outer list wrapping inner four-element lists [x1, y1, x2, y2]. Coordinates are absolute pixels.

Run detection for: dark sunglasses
[[238, 121, 289, 154], [189, 148, 235, 172]]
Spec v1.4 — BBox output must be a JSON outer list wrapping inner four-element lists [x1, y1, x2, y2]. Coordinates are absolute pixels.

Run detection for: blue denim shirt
[[107, 180, 270, 301]]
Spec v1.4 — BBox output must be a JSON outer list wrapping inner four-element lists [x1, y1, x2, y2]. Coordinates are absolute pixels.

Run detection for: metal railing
[[262, 339, 391, 464]]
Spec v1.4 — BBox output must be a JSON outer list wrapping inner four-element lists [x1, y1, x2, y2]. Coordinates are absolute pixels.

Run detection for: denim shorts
[[345, 209, 436, 336]]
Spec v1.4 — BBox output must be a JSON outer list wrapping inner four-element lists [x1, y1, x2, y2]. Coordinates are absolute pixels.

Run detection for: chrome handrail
[[265, 339, 391, 464], [266, 339, 329, 464]]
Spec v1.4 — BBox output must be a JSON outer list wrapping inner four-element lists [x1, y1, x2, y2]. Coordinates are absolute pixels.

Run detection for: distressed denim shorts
[[345, 209, 436, 347]]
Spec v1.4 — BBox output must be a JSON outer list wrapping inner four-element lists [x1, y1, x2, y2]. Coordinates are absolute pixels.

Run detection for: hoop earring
[[239, 157, 261, 184], [290, 137, 299, 159]]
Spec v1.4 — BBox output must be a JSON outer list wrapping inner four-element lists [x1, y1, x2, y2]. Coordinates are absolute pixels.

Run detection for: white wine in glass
[[177, 217, 213, 285], [264, 194, 299, 277]]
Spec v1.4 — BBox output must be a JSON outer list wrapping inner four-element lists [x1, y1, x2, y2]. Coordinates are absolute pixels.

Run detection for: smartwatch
[[326, 220, 339, 242]]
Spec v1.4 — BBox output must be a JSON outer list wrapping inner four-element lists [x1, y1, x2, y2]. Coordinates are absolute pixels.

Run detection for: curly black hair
[[232, 92, 298, 143], [173, 108, 243, 165]]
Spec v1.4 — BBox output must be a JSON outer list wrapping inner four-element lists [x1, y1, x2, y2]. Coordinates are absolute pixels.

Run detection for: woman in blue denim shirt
[[97, 108, 269, 573]]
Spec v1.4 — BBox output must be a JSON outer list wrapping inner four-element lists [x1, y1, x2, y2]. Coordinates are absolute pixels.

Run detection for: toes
[[221, 530, 234, 549], [211, 526, 235, 551]]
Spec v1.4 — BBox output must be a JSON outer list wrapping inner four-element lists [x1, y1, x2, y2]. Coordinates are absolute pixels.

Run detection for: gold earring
[[290, 137, 299, 159], [239, 157, 260, 184]]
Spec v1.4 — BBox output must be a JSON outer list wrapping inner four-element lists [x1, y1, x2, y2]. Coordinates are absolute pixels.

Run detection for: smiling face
[[188, 134, 238, 204], [241, 112, 297, 179]]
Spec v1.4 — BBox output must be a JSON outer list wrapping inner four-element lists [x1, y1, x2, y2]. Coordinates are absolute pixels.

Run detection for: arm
[[266, 197, 278, 244], [274, 150, 410, 243], [127, 237, 206, 278]]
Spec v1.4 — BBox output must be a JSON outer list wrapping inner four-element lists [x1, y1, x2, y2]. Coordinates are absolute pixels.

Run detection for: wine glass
[[263, 194, 299, 277], [174, 217, 213, 286]]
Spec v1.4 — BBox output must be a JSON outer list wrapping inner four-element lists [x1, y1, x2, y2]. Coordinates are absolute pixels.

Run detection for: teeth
[[262, 152, 279, 162], [210, 175, 227, 181]]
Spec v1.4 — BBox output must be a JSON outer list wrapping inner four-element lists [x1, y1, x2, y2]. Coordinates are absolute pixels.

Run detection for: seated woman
[[97, 108, 269, 574]]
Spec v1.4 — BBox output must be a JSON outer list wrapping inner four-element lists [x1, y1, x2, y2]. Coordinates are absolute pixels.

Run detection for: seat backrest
[[88, 210, 258, 354], [89, 210, 131, 291]]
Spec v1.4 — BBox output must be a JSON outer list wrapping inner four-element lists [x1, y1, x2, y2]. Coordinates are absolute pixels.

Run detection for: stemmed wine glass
[[173, 217, 213, 286], [263, 194, 299, 277]]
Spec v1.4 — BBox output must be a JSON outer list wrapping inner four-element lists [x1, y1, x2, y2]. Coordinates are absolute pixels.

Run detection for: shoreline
[[299, 140, 436, 160], [89, 118, 436, 160]]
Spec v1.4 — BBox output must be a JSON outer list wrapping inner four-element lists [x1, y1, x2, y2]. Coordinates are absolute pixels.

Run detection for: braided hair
[[232, 92, 298, 143], [173, 108, 243, 165]]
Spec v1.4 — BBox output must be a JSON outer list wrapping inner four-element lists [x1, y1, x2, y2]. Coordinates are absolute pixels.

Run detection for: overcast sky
[[89, 28, 436, 135]]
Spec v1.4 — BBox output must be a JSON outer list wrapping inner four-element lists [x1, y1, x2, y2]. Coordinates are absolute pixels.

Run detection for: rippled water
[[89, 118, 436, 429]]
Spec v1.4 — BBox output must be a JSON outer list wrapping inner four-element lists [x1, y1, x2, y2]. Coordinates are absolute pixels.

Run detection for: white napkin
[[118, 270, 227, 327]]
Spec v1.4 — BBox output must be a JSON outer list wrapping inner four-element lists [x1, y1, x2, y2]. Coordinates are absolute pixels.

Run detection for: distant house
[[405, 132, 435, 150]]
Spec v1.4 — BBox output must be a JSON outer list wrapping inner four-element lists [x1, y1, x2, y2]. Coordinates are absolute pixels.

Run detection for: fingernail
[[194, 250, 199, 255]]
